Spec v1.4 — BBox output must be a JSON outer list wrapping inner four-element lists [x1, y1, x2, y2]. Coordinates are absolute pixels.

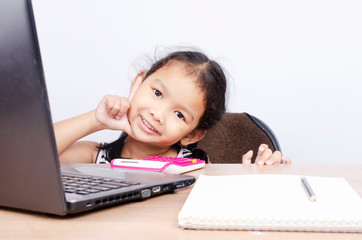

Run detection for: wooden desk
[[1, 164, 362, 240]]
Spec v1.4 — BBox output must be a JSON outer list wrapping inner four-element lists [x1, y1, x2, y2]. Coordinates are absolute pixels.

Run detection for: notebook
[[0, 0, 195, 216], [178, 174, 362, 232]]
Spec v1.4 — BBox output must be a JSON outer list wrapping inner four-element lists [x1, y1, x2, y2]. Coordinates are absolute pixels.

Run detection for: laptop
[[0, 0, 195, 216]]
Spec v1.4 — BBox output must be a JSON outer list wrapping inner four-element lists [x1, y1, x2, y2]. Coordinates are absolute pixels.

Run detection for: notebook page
[[178, 174, 362, 232]]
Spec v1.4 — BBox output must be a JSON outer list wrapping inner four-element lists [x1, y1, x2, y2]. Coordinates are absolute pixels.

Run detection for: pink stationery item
[[110, 156, 205, 174]]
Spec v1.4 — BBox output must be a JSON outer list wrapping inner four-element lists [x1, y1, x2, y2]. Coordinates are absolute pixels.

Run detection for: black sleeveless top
[[95, 132, 209, 164]]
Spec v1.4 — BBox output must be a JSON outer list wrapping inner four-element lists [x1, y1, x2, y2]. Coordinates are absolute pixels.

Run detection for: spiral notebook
[[178, 174, 362, 232]]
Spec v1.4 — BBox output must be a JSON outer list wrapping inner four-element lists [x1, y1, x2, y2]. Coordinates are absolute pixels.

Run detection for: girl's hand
[[241, 143, 291, 165], [95, 76, 143, 136], [95, 95, 131, 132]]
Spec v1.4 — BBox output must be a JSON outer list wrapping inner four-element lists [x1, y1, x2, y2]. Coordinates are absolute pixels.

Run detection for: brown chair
[[197, 112, 282, 163]]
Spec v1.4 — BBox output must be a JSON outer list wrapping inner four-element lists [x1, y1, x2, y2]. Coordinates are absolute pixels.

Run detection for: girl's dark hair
[[98, 51, 227, 162]]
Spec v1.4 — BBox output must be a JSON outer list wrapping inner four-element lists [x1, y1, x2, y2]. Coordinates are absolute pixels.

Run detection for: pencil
[[301, 177, 316, 202]]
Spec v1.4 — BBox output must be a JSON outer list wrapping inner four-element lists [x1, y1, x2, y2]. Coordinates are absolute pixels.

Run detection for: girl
[[54, 51, 289, 165]]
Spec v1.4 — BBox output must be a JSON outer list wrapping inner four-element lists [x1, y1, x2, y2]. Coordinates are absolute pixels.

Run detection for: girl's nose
[[150, 109, 163, 124]]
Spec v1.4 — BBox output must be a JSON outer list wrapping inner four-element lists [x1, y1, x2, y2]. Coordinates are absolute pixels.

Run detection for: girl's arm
[[54, 110, 103, 163]]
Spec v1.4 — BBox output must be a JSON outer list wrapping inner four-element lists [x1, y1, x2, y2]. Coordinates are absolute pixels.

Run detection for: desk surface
[[1, 164, 362, 240]]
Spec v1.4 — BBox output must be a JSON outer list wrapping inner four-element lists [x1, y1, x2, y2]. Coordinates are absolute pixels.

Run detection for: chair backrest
[[197, 112, 282, 163]]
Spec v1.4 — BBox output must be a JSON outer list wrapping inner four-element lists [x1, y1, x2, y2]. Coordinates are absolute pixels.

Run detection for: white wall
[[32, 0, 362, 164]]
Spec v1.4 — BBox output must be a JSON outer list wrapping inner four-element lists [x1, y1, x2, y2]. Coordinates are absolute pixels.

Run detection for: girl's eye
[[175, 111, 185, 121], [154, 89, 162, 98]]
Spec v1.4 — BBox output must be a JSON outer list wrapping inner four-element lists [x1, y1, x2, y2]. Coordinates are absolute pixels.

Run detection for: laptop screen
[[0, 0, 68, 215]]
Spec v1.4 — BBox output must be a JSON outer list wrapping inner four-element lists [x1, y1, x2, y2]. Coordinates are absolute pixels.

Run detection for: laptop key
[[104, 182, 129, 187], [92, 186, 112, 191], [65, 189, 77, 193], [87, 189, 101, 194], [100, 184, 122, 189], [76, 191, 91, 195]]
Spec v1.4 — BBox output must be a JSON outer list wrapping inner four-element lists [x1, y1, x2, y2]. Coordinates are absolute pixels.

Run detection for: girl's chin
[[130, 129, 157, 142], [129, 130, 177, 147]]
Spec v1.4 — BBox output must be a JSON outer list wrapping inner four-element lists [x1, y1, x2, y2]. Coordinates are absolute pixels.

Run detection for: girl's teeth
[[142, 117, 157, 132]]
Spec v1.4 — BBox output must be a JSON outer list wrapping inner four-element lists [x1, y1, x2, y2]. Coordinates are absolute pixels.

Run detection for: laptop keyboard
[[62, 174, 140, 195]]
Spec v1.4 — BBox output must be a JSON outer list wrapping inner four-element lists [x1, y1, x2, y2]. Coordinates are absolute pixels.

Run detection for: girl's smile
[[139, 115, 160, 135]]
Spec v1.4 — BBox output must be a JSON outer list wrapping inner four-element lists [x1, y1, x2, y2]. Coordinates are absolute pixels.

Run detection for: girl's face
[[128, 61, 206, 147]]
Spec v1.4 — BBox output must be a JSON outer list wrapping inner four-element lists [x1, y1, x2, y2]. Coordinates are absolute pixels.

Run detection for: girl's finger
[[242, 150, 253, 165], [266, 151, 282, 165], [255, 144, 268, 165], [282, 156, 292, 164], [257, 148, 273, 165], [128, 76, 143, 102]]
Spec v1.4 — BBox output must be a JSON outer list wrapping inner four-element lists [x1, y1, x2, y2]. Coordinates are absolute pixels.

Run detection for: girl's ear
[[129, 71, 147, 96], [180, 129, 207, 146]]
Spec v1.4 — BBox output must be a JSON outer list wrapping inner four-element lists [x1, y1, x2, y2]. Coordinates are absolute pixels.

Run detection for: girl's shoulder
[[59, 140, 99, 163]]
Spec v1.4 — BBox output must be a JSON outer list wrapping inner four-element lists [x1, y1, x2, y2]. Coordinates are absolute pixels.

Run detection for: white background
[[32, 0, 362, 164]]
